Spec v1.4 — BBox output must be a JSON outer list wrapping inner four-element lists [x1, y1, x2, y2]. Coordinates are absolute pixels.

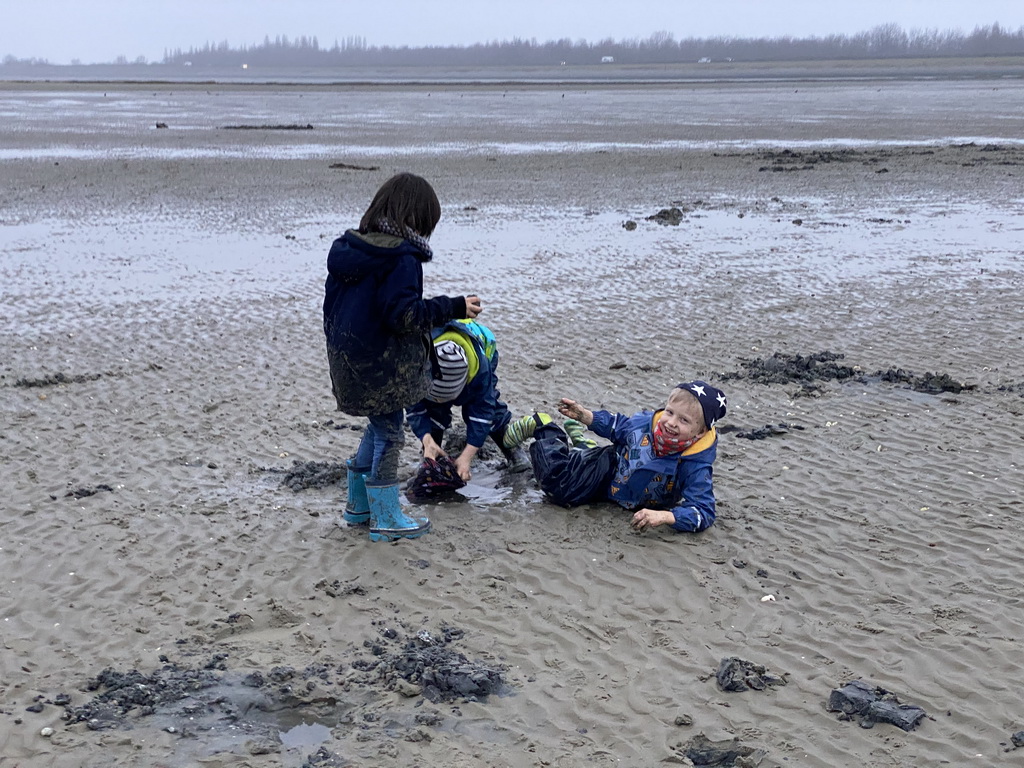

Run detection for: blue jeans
[[351, 410, 405, 483]]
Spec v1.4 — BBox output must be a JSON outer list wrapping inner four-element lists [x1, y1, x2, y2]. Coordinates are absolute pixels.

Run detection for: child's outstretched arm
[[557, 398, 593, 425]]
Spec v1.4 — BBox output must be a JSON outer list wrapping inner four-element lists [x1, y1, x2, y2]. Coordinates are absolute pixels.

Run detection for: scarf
[[376, 218, 433, 259], [651, 420, 698, 457]]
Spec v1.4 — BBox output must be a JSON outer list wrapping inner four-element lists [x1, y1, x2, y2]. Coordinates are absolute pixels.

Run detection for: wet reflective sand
[[1, 77, 1023, 767]]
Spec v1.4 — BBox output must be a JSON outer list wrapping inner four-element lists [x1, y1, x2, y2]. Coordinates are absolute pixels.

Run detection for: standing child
[[508, 381, 727, 534], [323, 172, 481, 542], [406, 319, 530, 483]]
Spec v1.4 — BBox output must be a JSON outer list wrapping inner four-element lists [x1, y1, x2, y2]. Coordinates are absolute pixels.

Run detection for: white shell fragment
[[760, 594, 776, 602]]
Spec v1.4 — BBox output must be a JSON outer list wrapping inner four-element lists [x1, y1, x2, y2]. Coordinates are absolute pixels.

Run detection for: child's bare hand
[[421, 434, 445, 461], [454, 454, 473, 482], [465, 295, 482, 318], [557, 398, 593, 425], [630, 508, 675, 532]]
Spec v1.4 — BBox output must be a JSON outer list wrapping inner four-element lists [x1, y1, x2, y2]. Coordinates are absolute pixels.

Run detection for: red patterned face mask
[[652, 421, 699, 457]]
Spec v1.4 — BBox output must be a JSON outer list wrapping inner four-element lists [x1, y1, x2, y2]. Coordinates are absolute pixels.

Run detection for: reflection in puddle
[[280, 721, 332, 749]]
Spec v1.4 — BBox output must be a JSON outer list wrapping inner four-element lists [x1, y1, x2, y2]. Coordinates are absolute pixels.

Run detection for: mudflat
[[1, 75, 1023, 767]]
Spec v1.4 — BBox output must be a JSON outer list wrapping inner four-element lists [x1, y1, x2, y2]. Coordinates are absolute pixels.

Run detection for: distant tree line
[[159, 24, 1024, 67], [3, 23, 1023, 68]]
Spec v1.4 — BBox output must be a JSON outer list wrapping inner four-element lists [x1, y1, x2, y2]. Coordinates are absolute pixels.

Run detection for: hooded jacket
[[406, 320, 511, 448], [323, 230, 466, 416], [590, 408, 719, 532]]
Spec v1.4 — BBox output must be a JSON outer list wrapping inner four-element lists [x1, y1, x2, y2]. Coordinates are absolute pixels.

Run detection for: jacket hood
[[327, 229, 431, 282]]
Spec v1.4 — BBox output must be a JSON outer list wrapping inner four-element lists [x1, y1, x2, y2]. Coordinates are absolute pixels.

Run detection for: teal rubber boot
[[343, 462, 371, 525], [367, 481, 431, 542]]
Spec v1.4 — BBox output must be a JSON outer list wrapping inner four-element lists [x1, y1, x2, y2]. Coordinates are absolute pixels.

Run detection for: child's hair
[[671, 380, 728, 431], [359, 172, 441, 239], [668, 387, 708, 432]]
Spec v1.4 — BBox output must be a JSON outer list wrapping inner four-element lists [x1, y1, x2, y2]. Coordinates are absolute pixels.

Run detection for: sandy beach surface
[[1, 75, 1023, 767]]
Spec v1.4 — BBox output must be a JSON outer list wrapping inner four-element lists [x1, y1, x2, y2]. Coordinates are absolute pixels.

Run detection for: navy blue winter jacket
[[323, 230, 466, 416]]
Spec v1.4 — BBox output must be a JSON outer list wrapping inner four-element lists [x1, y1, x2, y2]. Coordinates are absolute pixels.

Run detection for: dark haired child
[[323, 172, 481, 542]]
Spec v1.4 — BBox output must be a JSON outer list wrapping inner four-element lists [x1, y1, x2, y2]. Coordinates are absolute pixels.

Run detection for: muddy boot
[[367, 481, 431, 542], [343, 461, 371, 525], [499, 443, 532, 473]]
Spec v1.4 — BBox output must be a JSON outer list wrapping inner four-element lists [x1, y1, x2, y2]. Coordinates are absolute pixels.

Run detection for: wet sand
[[1, 79, 1024, 767]]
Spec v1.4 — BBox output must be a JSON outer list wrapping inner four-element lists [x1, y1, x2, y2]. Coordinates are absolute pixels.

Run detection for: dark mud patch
[[221, 123, 314, 130], [877, 368, 975, 395], [754, 147, 906, 172], [643, 199, 711, 226], [720, 351, 973, 394], [329, 162, 380, 171], [268, 460, 348, 492], [46, 621, 508, 764], [827, 679, 927, 732], [60, 484, 115, 500], [719, 423, 805, 440], [669, 733, 766, 767], [721, 351, 857, 385], [62, 660, 226, 730], [716, 657, 787, 692], [954, 142, 1024, 167], [997, 382, 1024, 398], [12, 371, 104, 388], [739, 142, 1024, 173], [8, 363, 162, 388], [351, 622, 507, 704]]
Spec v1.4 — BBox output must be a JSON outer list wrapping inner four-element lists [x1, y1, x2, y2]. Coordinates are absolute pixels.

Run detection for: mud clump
[[63, 484, 115, 499], [302, 746, 347, 767], [827, 679, 926, 731], [671, 733, 766, 767], [721, 351, 973, 394], [716, 657, 787, 692], [877, 368, 974, 394], [722, 351, 857, 385], [62, 662, 223, 730], [646, 206, 687, 225], [273, 460, 347, 491], [721, 423, 805, 440], [14, 371, 104, 388], [352, 624, 506, 703]]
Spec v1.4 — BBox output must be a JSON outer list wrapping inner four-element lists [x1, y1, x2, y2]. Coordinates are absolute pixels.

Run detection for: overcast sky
[[4, 0, 1024, 64]]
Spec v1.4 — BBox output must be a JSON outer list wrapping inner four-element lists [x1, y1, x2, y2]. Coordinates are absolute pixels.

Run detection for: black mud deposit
[[274, 460, 348, 492], [670, 733, 766, 767], [827, 679, 927, 731], [715, 657, 787, 692], [48, 623, 508, 763], [722, 351, 858, 385], [721, 350, 972, 394], [13, 371, 104, 388], [352, 623, 506, 703]]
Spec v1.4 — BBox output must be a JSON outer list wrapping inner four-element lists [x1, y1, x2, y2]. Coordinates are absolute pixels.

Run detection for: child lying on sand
[[505, 381, 727, 533]]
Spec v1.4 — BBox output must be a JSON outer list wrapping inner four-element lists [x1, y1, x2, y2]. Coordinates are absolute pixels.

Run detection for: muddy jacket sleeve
[[406, 400, 445, 442], [460, 363, 499, 448], [381, 257, 466, 334]]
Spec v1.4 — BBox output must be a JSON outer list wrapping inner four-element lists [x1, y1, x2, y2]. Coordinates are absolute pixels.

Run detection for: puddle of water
[[279, 720, 332, 749]]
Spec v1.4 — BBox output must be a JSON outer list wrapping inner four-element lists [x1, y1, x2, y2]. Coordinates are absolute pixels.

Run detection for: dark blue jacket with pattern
[[590, 408, 719, 532]]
